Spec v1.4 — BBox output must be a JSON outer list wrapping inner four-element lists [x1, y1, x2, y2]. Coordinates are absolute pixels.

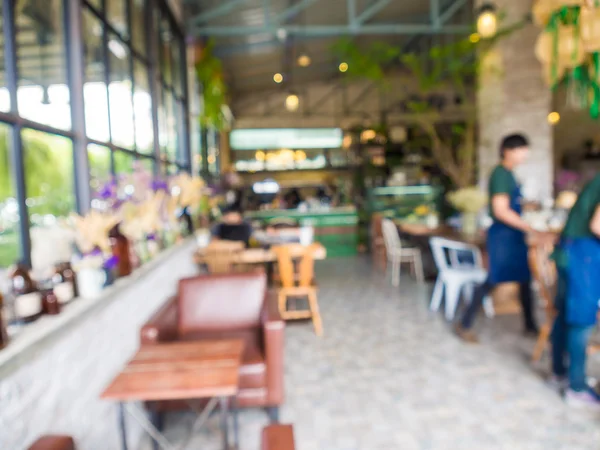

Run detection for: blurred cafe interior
[[2, 0, 600, 449]]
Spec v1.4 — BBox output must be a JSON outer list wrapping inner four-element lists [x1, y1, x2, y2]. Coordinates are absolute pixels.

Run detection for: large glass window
[[130, 0, 147, 57], [0, 124, 20, 267], [0, 1, 9, 113], [88, 144, 112, 207], [106, 0, 128, 39], [83, 9, 111, 143], [108, 33, 135, 149], [133, 59, 153, 154], [1, 0, 189, 266], [22, 129, 75, 228], [16, 0, 71, 130]]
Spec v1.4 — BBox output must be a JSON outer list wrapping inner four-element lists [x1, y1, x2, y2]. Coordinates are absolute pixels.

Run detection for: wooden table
[[193, 242, 327, 266], [102, 340, 244, 450]]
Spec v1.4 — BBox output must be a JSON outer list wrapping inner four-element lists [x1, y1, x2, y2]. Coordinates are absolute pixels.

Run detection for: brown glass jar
[[0, 293, 8, 350], [109, 224, 132, 277], [41, 289, 60, 315], [53, 262, 78, 304], [10, 263, 42, 323]]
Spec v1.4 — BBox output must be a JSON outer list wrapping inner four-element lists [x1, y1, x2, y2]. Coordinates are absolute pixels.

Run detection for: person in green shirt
[[456, 134, 540, 342], [550, 173, 600, 407]]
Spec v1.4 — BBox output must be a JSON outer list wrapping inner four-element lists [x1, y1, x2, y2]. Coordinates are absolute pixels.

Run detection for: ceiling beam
[[193, 24, 470, 37], [190, 0, 251, 26], [354, 0, 391, 25], [347, 0, 356, 25], [438, 0, 469, 25], [430, 0, 441, 28], [275, 0, 320, 24]]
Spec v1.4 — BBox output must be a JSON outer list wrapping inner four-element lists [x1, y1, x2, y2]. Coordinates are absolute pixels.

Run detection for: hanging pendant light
[[297, 54, 311, 67], [476, 3, 498, 39], [285, 92, 300, 112]]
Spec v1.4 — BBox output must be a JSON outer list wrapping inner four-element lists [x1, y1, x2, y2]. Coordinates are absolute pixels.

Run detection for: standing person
[[455, 134, 539, 343], [550, 174, 600, 406]]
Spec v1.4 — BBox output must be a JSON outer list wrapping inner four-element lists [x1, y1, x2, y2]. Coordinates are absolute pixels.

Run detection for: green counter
[[245, 207, 358, 257]]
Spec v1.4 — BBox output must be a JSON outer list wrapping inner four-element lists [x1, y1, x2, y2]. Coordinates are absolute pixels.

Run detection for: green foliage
[[331, 38, 401, 84], [195, 39, 229, 130], [0, 128, 75, 217]]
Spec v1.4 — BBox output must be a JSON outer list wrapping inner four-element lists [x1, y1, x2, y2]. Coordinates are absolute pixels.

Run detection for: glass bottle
[[40, 282, 61, 316], [0, 293, 8, 350], [109, 224, 132, 277], [52, 262, 78, 305], [10, 263, 42, 323]]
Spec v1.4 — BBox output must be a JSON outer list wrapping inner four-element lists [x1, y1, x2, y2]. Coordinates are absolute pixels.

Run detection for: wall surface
[[0, 242, 197, 450], [477, 0, 553, 200]]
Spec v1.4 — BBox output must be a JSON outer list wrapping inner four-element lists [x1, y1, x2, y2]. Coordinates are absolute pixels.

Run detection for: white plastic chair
[[381, 218, 424, 287], [429, 236, 489, 320]]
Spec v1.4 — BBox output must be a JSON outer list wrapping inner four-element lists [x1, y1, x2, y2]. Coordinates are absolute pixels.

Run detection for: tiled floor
[[147, 257, 600, 450]]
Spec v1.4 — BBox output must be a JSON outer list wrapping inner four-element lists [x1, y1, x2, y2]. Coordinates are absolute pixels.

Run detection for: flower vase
[[462, 212, 478, 236]]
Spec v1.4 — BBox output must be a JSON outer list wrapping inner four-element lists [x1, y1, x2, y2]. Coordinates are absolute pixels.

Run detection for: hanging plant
[[195, 39, 230, 130], [331, 38, 401, 84], [534, 0, 600, 119]]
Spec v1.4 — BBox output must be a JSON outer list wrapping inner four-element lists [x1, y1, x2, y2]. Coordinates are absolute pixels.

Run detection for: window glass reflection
[[106, 0, 129, 40], [130, 0, 147, 56], [108, 33, 135, 149], [0, 2, 10, 113], [83, 9, 110, 142], [171, 38, 183, 97], [158, 15, 173, 87], [16, 0, 71, 130], [156, 86, 168, 155], [88, 144, 112, 208], [87, 0, 103, 12], [133, 59, 153, 154], [165, 91, 177, 161], [0, 124, 20, 267], [22, 129, 75, 229]]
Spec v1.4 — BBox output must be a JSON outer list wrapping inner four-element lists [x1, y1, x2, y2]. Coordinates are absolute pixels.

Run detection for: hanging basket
[[535, 26, 586, 68], [580, 6, 600, 51], [533, 0, 558, 27], [542, 62, 567, 86]]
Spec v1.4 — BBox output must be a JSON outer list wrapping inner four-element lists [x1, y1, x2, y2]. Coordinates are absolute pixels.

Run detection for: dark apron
[[562, 237, 600, 326], [486, 184, 531, 284]]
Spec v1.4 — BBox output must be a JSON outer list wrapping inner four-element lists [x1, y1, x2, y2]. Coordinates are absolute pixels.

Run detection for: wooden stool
[[272, 243, 323, 336]]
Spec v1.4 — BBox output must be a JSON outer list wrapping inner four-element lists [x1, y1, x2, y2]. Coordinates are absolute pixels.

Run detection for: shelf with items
[[367, 185, 444, 224]]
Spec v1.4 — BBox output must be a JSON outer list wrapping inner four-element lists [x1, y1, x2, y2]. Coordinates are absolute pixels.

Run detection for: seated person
[[211, 205, 253, 247]]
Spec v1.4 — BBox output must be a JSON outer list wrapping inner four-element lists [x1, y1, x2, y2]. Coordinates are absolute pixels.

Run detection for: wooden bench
[[262, 425, 295, 450]]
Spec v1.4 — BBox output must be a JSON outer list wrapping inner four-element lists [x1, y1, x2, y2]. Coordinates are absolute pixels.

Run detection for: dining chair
[[371, 214, 387, 271], [381, 218, 425, 287], [429, 237, 488, 320], [272, 243, 323, 336], [529, 241, 558, 363], [202, 240, 245, 274]]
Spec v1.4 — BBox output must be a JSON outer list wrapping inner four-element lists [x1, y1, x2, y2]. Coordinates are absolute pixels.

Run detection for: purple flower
[[147, 233, 157, 241], [98, 180, 117, 200], [84, 248, 103, 257], [152, 180, 169, 192], [103, 255, 119, 270]]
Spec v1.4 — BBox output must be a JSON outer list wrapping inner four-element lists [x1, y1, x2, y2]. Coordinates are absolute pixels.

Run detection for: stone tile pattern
[[150, 258, 600, 450], [477, 0, 553, 200], [0, 243, 198, 450]]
